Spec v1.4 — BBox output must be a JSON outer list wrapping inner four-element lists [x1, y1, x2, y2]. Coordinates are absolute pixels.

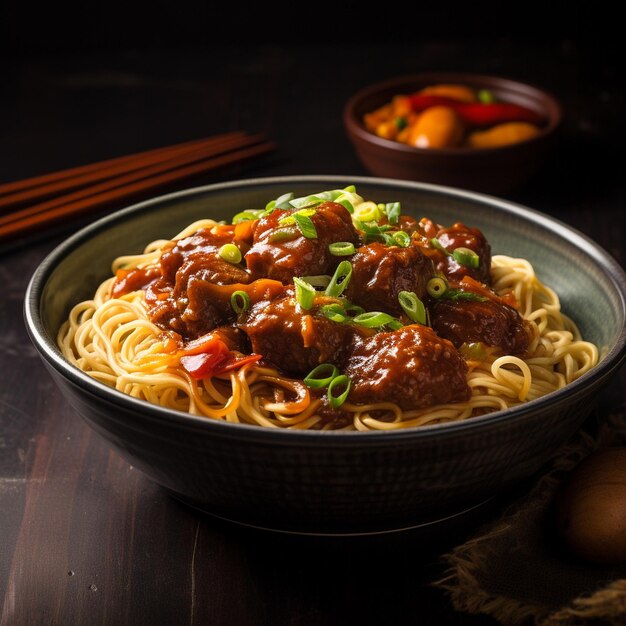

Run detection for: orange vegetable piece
[[391, 95, 412, 117], [419, 84, 477, 103], [407, 106, 465, 149], [467, 122, 540, 148]]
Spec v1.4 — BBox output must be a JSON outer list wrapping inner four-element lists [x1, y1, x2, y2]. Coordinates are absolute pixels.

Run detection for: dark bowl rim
[[24, 174, 626, 445], [343, 72, 563, 157]]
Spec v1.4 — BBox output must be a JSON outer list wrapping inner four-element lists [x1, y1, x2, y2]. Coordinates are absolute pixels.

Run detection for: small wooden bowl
[[343, 73, 563, 195]]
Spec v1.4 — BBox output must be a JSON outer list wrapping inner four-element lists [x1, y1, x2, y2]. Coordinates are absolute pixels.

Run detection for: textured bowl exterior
[[25, 176, 626, 534], [343, 73, 562, 194]]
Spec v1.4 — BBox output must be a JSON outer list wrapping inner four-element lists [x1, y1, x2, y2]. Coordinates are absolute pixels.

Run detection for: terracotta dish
[[343, 73, 562, 194]]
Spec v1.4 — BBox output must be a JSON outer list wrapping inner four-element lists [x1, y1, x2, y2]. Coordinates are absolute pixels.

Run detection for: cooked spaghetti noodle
[[57, 188, 599, 431]]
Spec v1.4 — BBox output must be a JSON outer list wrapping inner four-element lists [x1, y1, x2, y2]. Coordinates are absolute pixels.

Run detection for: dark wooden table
[[1, 34, 624, 625]]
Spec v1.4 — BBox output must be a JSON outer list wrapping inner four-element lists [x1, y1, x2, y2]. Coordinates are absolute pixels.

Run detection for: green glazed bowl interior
[[25, 175, 626, 535]]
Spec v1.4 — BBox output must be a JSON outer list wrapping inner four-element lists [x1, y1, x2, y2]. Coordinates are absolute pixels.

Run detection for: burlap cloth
[[434, 404, 626, 625]]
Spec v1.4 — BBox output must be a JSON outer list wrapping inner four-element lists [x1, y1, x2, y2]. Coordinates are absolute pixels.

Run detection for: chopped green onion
[[290, 194, 325, 209], [336, 198, 354, 213], [232, 210, 261, 224], [353, 201, 382, 223], [319, 303, 348, 323], [218, 243, 242, 264], [294, 213, 318, 239], [278, 208, 316, 226], [385, 202, 401, 225], [268, 226, 299, 243], [293, 277, 316, 310], [327, 375, 351, 409], [387, 319, 404, 330], [230, 290, 250, 315], [430, 237, 451, 255], [325, 261, 353, 297], [444, 289, 488, 302], [301, 274, 331, 289], [328, 241, 356, 256], [392, 231, 411, 247], [452, 247, 480, 269], [304, 363, 339, 389], [427, 276, 448, 298], [272, 192, 295, 210], [355, 220, 393, 244], [478, 89, 495, 104], [290, 186, 360, 209], [352, 311, 401, 329], [398, 291, 427, 325], [334, 189, 364, 213], [343, 303, 366, 317]]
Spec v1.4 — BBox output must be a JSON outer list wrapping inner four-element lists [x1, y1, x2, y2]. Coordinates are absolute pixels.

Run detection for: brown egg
[[554, 447, 626, 564]]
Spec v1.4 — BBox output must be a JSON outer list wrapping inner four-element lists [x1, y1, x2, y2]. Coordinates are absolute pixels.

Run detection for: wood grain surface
[[1, 35, 623, 625]]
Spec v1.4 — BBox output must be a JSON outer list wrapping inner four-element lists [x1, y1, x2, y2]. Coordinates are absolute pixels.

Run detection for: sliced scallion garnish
[[452, 247, 480, 269], [279, 208, 316, 226], [336, 198, 354, 213], [352, 311, 401, 329], [293, 277, 316, 310], [232, 210, 261, 224], [353, 201, 382, 223], [444, 289, 488, 302], [272, 192, 295, 210], [343, 303, 366, 318], [319, 303, 348, 323], [230, 290, 250, 315], [426, 276, 448, 298], [294, 213, 318, 239], [385, 202, 401, 225], [301, 274, 331, 289], [328, 241, 356, 256], [268, 226, 299, 243], [327, 375, 351, 409], [430, 237, 451, 255], [218, 243, 242, 264], [398, 291, 427, 325], [325, 261, 353, 297], [392, 231, 411, 247], [303, 363, 339, 389]]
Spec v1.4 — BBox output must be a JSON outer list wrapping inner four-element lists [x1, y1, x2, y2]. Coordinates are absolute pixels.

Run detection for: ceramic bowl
[[25, 175, 626, 535], [343, 73, 563, 194]]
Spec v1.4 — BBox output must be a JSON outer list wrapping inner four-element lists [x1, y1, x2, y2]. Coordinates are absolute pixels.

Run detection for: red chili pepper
[[408, 94, 545, 127]]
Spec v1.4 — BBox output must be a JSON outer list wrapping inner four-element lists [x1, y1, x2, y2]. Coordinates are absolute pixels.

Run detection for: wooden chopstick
[[0, 138, 276, 242], [0, 132, 246, 212], [0, 131, 248, 199], [0, 133, 268, 228]]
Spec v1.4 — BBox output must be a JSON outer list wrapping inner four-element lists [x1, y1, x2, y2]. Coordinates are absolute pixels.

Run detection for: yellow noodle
[[57, 230, 600, 431]]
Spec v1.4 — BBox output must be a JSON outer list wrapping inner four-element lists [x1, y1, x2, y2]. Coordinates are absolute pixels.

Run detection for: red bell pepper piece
[[408, 94, 545, 127], [181, 351, 262, 379], [179, 333, 262, 379]]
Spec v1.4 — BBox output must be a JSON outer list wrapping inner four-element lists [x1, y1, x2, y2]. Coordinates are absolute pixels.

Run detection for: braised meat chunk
[[145, 227, 249, 338], [344, 325, 470, 410], [245, 201, 359, 283], [432, 222, 492, 284], [241, 290, 357, 375], [430, 298, 532, 356], [345, 242, 435, 317]]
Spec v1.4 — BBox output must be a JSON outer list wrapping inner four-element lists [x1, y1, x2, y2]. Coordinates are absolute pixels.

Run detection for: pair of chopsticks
[[0, 131, 276, 243]]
